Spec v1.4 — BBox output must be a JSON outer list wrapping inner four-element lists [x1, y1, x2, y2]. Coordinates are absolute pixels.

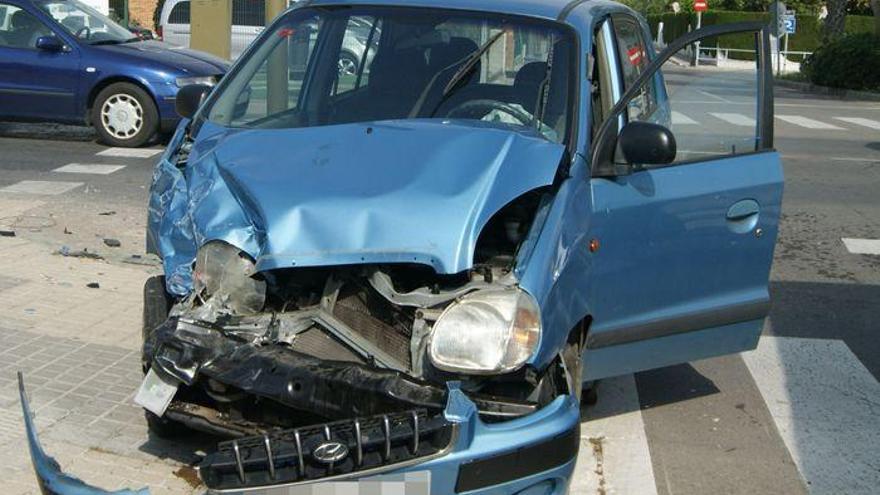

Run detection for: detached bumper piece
[[200, 408, 455, 490]]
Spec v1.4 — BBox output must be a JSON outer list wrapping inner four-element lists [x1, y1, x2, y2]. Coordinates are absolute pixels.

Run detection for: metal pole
[[782, 32, 789, 72], [694, 11, 702, 67]]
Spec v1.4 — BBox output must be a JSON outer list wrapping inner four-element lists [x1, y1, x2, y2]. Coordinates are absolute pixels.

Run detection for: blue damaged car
[[19, 0, 783, 493]]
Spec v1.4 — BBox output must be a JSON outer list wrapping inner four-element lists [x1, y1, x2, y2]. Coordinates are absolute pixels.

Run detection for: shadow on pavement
[[0, 122, 97, 142]]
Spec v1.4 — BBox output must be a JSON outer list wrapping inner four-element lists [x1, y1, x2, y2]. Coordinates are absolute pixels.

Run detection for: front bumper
[[19, 372, 580, 494]]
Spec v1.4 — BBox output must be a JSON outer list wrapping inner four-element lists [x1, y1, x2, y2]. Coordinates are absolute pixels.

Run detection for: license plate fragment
[[134, 368, 178, 417]]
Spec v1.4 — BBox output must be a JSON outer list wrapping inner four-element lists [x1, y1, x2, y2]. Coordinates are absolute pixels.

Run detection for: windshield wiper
[[532, 39, 556, 130], [411, 29, 506, 118], [441, 29, 505, 97]]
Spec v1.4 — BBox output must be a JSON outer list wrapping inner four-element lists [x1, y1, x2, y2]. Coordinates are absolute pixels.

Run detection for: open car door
[[583, 22, 782, 380]]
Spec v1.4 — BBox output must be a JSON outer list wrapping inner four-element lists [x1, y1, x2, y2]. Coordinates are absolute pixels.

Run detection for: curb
[[773, 79, 880, 102]]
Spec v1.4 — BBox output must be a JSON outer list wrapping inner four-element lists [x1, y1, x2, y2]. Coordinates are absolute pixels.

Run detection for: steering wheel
[[445, 99, 534, 127], [74, 26, 91, 40]]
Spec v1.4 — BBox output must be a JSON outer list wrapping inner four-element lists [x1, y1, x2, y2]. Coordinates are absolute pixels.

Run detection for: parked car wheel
[[93, 83, 159, 148], [338, 51, 359, 76]]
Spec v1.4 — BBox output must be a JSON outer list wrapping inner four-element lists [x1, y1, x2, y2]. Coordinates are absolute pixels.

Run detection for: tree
[[822, 0, 848, 42]]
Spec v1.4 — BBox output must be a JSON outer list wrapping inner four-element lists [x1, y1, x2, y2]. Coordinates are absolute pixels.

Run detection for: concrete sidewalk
[[0, 197, 201, 494]]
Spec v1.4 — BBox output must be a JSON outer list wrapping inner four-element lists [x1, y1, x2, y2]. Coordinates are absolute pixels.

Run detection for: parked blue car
[[0, 0, 227, 147], [19, 0, 783, 493]]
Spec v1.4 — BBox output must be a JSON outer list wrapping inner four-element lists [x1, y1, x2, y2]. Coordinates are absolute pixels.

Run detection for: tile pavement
[[0, 199, 206, 493]]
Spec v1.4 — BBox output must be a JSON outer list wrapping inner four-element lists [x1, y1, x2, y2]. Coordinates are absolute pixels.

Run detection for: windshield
[[37, 0, 135, 45], [205, 6, 574, 143]]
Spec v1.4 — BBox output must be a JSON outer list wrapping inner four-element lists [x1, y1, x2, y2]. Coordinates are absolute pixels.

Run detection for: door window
[[0, 4, 51, 48], [168, 1, 190, 24], [593, 24, 771, 175], [208, 14, 322, 126], [331, 15, 380, 96], [610, 15, 656, 122]]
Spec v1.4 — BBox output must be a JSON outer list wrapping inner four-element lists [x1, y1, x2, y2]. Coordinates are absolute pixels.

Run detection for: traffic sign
[[772, 1, 787, 37], [783, 13, 797, 34], [693, 0, 708, 12]]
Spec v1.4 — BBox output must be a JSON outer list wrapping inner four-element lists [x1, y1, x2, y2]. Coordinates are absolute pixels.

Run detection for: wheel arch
[[85, 76, 160, 126]]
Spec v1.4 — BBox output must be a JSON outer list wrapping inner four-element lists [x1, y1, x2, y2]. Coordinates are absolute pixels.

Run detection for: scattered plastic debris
[[98, 211, 116, 216], [103, 238, 121, 247], [56, 246, 104, 260], [63, 227, 72, 234], [86, 282, 100, 289], [0, 230, 15, 237]]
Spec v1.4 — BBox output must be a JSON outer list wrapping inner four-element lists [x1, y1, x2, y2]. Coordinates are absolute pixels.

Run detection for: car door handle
[[726, 199, 760, 221]]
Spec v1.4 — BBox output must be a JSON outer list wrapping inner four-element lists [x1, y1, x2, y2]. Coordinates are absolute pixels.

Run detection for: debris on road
[[98, 211, 116, 216], [56, 246, 104, 260], [103, 238, 121, 248], [0, 230, 15, 237], [86, 282, 100, 289]]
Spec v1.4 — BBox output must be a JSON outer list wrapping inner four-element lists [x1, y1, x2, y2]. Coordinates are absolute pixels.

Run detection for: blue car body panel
[[0, 0, 227, 127], [148, 119, 564, 296]]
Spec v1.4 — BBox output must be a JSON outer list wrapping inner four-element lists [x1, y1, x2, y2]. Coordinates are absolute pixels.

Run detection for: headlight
[[428, 288, 541, 374], [193, 241, 265, 314], [176, 76, 217, 88]]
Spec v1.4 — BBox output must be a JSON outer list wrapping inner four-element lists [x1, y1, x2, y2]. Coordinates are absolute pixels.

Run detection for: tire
[[142, 275, 172, 345], [338, 51, 359, 76], [141, 276, 190, 438], [92, 82, 159, 148]]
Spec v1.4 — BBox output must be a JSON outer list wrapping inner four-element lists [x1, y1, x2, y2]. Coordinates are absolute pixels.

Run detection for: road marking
[[571, 374, 658, 495], [0, 181, 83, 195], [776, 115, 844, 130], [53, 164, 126, 175], [842, 238, 880, 255], [743, 337, 880, 495], [698, 90, 731, 103], [710, 112, 755, 127], [96, 147, 162, 159], [833, 117, 880, 130], [671, 111, 698, 125]]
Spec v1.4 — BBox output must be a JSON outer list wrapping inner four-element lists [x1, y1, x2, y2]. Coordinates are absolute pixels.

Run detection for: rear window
[[167, 1, 189, 24]]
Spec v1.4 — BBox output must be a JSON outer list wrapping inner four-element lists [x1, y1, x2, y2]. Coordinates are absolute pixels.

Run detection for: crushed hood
[[149, 120, 564, 295]]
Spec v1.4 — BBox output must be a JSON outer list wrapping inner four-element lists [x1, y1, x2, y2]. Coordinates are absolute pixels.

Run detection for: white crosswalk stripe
[[833, 117, 880, 130], [709, 112, 755, 127], [572, 374, 658, 495], [743, 337, 880, 494], [776, 115, 844, 130], [96, 147, 163, 159], [671, 111, 698, 125], [0, 180, 83, 195], [53, 164, 126, 175], [842, 238, 880, 255]]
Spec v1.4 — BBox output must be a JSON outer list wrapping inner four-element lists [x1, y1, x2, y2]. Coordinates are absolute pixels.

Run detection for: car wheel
[[93, 82, 159, 148], [141, 276, 190, 437], [338, 52, 359, 76]]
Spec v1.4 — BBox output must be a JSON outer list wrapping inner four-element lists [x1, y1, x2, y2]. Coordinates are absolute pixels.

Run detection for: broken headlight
[[193, 241, 266, 314], [428, 288, 541, 374]]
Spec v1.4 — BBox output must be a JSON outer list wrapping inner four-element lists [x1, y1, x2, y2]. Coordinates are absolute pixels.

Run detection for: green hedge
[[648, 11, 876, 56], [802, 33, 880, 90]]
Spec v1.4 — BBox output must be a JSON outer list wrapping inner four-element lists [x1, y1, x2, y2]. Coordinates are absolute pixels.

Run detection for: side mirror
[[35, 36, 64, 52], [618, 121, 677, 167], [175, 84, 212, 119]]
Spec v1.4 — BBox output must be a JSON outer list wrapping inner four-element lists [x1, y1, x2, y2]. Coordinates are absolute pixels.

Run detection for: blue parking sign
[[783, 13, 796, 34]]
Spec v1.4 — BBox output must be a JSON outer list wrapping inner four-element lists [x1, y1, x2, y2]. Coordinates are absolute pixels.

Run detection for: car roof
[[303, 0, 590, 21]]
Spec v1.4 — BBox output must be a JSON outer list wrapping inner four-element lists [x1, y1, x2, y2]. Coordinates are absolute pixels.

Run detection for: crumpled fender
[[17, 373, 149, 495]]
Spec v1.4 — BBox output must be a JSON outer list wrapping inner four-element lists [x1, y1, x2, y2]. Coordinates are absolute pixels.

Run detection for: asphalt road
[[0, 78, 878, 494]]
